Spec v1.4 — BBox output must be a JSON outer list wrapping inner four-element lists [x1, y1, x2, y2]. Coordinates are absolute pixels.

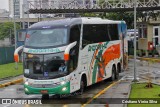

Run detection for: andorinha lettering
[[88, 42, 108, 52], [28, 48, 60, 53]]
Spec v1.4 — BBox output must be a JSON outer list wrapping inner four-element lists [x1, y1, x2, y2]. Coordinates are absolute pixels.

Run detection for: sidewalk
[[86, 58, 160, 107], [0, 75, 23, 88], [129, 55, 160, 63]]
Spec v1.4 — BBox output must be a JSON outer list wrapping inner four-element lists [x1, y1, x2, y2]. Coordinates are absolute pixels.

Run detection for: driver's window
[[68, 25, 81, 72]]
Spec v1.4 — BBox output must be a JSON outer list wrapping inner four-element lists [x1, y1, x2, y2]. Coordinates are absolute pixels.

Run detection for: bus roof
[[29, 17, 125, 29]]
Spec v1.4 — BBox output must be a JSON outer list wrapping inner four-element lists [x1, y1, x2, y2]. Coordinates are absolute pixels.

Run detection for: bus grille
[[30, 83, 59, 88]]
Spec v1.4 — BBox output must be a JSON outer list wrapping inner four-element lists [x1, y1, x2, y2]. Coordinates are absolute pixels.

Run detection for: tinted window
[[25, 28, 68, 47], [68, 25, 81, 72], [82, 24, 119, 48], [107, 24, 119, 40]]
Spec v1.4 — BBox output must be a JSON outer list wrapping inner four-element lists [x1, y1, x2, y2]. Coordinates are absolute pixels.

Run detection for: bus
[[14, 18, 127, 98]]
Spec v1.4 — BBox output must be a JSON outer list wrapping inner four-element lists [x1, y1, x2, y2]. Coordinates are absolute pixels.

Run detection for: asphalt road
[[1, 59, 160, 107], [0, 75, 123, 107]]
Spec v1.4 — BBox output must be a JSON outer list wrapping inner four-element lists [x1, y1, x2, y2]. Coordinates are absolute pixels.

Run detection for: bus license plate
[[41, 90, 48, 94]]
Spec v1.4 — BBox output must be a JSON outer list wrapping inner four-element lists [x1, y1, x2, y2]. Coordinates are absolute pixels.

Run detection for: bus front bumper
[[24, 82, 70, 95]]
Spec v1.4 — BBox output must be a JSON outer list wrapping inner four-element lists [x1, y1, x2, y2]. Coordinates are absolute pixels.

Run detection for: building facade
[[0, 9, 9, 18], [9, 0, 28, 18]]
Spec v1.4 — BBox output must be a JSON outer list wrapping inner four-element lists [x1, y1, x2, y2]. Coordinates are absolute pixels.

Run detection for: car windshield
[[25, 28, 68, 47]]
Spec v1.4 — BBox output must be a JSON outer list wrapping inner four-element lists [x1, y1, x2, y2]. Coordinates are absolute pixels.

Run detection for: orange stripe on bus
[[14, 54, 19, 62], [96, 43, 121, 82], [64, 54, 69, 61]]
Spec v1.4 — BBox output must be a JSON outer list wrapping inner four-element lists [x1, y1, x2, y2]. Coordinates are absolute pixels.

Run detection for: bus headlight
[[62, 87, 67, 91], [61, 81, 66, 85], [25, 82, 29, 85], [25, 88, 29, 92]]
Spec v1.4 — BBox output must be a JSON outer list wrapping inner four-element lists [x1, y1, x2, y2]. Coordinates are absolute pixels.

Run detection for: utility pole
[[133, 0, 138, 82], [14, 0, 18, 69]]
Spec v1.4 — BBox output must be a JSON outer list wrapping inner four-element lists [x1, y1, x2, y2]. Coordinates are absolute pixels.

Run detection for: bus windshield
[[24, 52, 68, 79], [25, 28, 68, 47]]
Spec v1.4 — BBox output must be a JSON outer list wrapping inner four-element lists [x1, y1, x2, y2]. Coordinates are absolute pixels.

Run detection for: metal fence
[[0, 46, 15, 64]]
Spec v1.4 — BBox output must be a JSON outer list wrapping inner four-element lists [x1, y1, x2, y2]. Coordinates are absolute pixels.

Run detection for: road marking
[[0, 78, 23, 88], [81, 79, 121, 107]]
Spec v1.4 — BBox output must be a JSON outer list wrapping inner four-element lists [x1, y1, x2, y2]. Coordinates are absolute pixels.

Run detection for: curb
[[129, 55, 160, 63], [124, 82, 132, 107], [0, 78, 23, 88]]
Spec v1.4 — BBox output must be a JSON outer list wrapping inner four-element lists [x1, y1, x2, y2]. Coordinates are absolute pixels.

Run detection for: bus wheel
[[110, 66, 116, 81], [116, 66, 120, 79], [79, 79, 84, 95], [42, 94, 49, 100]]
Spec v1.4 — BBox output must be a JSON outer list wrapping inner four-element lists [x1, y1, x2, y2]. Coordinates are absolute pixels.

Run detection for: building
[[0, 9, 9, 18], [137, 19, 160, 56], [9, 0, 28, 18]]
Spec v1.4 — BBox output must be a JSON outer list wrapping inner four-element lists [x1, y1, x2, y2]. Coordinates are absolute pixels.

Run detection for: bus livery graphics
[[14, 18, 127, 98]]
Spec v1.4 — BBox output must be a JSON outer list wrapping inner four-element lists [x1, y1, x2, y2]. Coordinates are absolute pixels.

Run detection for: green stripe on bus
[[24, 82, 70, 95]]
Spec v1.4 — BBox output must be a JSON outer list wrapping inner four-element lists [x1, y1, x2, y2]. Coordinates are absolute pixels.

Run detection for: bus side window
[[82, 24, 111, 48], [68, 25, 81, 72], [107, 24, 119, 40]]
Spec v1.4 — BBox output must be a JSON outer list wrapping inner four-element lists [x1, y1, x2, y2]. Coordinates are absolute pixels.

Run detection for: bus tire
[[110, 66, 116, 81], [42, 94, 49, 99], [116, 64, 120, 79], [115, 68, 119, 79], [79, 79, 85, 95]]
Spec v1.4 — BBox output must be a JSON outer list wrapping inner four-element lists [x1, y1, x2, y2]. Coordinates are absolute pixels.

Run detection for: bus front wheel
[[42, 94, 49, 99], [79, 79, 85, 95]]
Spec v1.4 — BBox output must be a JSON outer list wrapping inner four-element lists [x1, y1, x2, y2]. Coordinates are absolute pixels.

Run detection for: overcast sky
[[0, 0, 9, 11]]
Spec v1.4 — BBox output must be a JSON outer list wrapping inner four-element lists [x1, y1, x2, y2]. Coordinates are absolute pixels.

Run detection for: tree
[[0, 22, 20, 40], [105, 12, 134, 29]]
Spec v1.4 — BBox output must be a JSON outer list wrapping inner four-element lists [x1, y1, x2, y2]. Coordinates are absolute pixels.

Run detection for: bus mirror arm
[[14, 45, 24, 62], [64, 41, 77, 61]]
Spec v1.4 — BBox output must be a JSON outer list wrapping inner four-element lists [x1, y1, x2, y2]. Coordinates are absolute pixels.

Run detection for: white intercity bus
[[14, 17, 127, 98]]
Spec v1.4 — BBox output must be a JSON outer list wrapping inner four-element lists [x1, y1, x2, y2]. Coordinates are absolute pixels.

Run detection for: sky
[[0, 0, 9, 11]]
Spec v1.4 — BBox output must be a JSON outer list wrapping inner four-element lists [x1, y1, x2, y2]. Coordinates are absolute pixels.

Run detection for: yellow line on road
[[0, 78, 23, 88], [81, 80, 121, 107]]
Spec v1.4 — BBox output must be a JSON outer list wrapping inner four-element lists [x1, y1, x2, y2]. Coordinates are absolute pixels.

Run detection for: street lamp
[[14, 0, 18, 69], [133, 0, 138, 82]]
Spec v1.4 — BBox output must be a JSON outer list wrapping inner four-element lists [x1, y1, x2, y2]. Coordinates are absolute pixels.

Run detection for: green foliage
[[81, 12, 134, 28], [0, 63, 23, 79], [0, 22, 20, 40], [128, 83, 160, 107], [105, 12, 134, 28]]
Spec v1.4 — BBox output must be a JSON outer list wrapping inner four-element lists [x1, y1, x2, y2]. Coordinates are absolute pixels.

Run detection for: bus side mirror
[[64, 41, 77, 61], [14, 46, 24, 62]]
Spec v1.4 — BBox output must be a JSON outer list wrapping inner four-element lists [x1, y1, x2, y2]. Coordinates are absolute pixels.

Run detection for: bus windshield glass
[[25, 28, 68, 47], [24, 52, 68, 79]]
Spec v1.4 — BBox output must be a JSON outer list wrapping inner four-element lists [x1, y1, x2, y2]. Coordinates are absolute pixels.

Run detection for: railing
[[26, 0, 160, 10]]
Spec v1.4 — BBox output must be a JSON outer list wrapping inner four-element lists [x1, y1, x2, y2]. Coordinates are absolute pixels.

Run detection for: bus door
[[68, 25, 81, 92]]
